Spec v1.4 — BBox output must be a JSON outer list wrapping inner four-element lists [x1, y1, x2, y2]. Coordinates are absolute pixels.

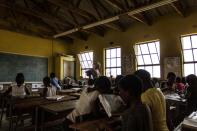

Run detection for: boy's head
[[115, 75, 124, 86], [94, 76, 111, 93], [43, 76, 51, 87], [186, 74, 197, 86], [176, 77, 181, 83], [134, 69, 152, 91], [15, 73, 25, 85], [50, 73, 56, 78], [118, 75, 143, 104], [167, 72, 176, 83]]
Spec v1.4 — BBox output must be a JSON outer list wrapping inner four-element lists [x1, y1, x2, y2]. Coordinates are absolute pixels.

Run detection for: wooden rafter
[[97, 0, 112, 15], [47, 0, 98, 21], [90, 0, 102, 19], [171, 1, 185, 17], [0, 2, 71, 27], [104, 23, 125, 32], [128, 0, 152, 25], [103, 0, 125, 10]]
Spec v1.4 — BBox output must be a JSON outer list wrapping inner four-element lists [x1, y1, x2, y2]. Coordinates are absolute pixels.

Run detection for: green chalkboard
[[0, 52, 48, 82]]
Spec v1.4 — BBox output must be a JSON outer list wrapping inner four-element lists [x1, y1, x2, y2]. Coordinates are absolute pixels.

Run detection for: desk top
[[165, 93, 187, 103], [40, 100, 78, 114], [12, 95, 77, 110]]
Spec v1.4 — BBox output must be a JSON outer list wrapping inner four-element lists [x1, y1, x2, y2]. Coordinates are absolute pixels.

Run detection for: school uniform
[[141, 87, 169, 131], [43, 86, 57, 97], [10, 83, 27, 97], [67, 87, 100, 123]]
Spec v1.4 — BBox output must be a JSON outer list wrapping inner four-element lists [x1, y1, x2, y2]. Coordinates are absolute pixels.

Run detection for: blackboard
[[0, 52, 48, 82]]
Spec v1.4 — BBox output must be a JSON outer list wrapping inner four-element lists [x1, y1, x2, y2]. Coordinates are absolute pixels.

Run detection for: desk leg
[[35, 107, 38, 131], [0, 98, 4, 126], [41, 110, 45, 131]]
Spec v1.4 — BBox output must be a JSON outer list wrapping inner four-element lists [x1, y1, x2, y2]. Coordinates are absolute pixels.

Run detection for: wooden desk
[[39, 100, 78, 131], [39, 100, 78, 115], [69, 117, 120, 131]]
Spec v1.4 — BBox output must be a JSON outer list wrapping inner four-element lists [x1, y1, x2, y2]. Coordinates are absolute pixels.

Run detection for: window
[[78, 51, 93, 78], [105, 47, 121, 78], [134, 41, 160, 78], [181, 34, 197, 76]]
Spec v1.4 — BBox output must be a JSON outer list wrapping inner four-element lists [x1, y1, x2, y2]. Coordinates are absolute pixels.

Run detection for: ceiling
[[0, 0, 196, 43]]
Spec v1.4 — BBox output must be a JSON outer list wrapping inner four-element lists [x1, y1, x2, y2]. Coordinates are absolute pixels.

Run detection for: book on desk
[[182, 111, 197, 130], [46, 95, 64, 101], [98, 94, 125, 117]]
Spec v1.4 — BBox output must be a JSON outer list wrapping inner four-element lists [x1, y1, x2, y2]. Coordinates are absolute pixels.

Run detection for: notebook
[[46, 95, 64, 101], [182, 111, 197, 130], [98, 94, 125, 117]]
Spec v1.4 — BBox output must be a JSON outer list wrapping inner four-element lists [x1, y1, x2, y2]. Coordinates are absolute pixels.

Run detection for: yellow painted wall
[[68, 10, 197, 79], [0, 29, 68, 79]]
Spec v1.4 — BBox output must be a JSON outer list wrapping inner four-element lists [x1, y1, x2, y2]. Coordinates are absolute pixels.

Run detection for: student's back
[[11, 83, 26, 97], [135, 70, 168, 131], [122, 103, 151, 131], [141, 88, 168, 131]]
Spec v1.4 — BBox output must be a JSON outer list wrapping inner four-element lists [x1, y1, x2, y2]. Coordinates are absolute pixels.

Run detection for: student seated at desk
[[134, 70, 169, 131], [50, 72, 61, 90], [185, 74, 197, 114], [118, 75, 153, 131], [64, 76, 112, 130], [42, 76, 56, 97], [175, 77, 186, 93], [161, 72, 176, 93], [5, 73, 30, 97]]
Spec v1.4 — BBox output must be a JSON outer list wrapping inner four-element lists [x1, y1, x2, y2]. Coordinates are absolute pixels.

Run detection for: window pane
[[183, 50, 194, 62], [83, 61, 89, 68], [111, 49, 117, 58], [85, 53, 90, 60], [81, 54, 86, 61], [117, 68, 121, 75], [136, 45, 141, 55], [153, 66, 160, 78], [111, 68, 117, 78], [105, 69, 111, 77], [143, 55, 152, 64], [106, 59, 110, 67], [156, 42, 160, 57], [138, 66, 144, 70], [140, 44, 149, 54], [184, 64, 195, 76], [182, 36, 192, 49], [137, 55, 144, 65], [82, 70, 86, 78], [117, 48, 121, 57], [151, 54, 159, 64], [145, 66, 153, 77], [195, 64, 197, 76], [80, 62, 85, 68], [87, 61, 92, 68], [89, 52, 93, 60], [193, 49, 197, 61], [191, 35, 197, 48], [106, 50, 110, 58], [111, 58, 117, 67], [117, 58, 121, 67], [148, 43, 157, 53]]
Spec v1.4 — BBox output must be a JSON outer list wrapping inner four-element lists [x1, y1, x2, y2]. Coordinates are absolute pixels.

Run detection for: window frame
[[134, 40, 161, 78], [104, 47, 121, 78], [181, 34, 197, 76], [78, 51, 93, 78]]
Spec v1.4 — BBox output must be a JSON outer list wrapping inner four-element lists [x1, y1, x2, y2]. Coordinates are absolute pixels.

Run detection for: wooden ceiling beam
[[54, 0, 179, 38], [170, 1, 186, 17], [47, 0, 98, 21], [103, 0, 125, 10], [97, 0, 112, 15], [128, 0, 152, 25], [90, 0, 102, 19], [128, 13, 152, 25], [0, 2, 71, 27]]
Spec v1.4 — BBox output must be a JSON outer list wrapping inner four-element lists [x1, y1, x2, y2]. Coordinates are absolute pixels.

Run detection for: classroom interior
[[0, 0, 197, 131]]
